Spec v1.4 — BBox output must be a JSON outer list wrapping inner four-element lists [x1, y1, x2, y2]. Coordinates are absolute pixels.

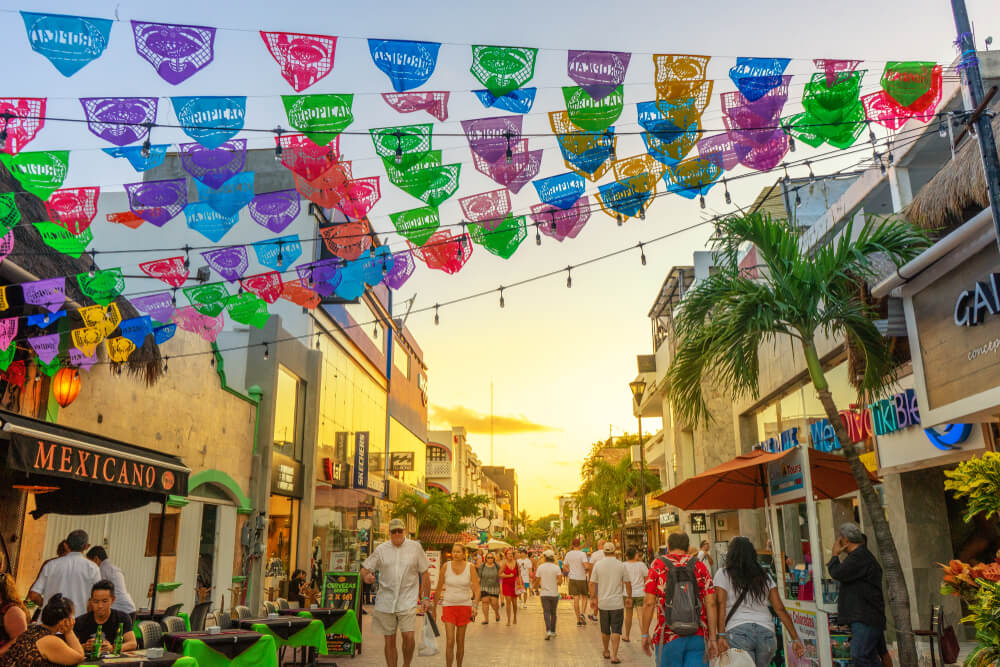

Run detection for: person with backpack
[[714, 537, 805, 667], [640, 531, 719, 667]]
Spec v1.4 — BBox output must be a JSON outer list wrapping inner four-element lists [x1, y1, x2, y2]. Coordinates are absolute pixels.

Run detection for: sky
[[4, 0, 1000, 517]]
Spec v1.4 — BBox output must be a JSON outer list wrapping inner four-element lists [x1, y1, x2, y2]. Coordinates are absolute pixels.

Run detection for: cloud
[[429, 405, 559, 435]]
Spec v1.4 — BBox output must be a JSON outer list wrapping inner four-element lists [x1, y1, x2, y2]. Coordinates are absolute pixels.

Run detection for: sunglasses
[[390, 529, 404, 534]]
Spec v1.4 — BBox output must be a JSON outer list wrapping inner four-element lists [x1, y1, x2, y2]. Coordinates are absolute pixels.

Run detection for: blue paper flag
[[21, 12, 112, 77], [103, 144, 170, 172], [336, 248, 392, 301], [661, 159, 722, 199], [641, 127, 700, 166], [171, 96, 247, 149], [532, 172, 585, 210], [252, 235, 302, 271], [556, 127, 615, 177], [153, 323, 177, 345], [119, 315, 153, 347], [473, 87, 537, 114], [368, 39, 441, 92], [184, 202, 239, 243], [195, 171, 255, 217], [26, 310, 66, 328], [598, 180, 653, 218], [729, 57, 791, 102]]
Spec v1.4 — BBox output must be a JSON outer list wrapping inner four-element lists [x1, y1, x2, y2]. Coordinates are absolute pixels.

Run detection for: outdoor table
[[239, 616, 327, 664], [279, 607, 362, 642], [79, 649, 187, 666], [164, 629, 278, 667]]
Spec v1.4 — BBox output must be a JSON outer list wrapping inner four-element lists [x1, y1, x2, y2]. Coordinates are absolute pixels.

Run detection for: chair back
[[218, 611, 234, 629], [161, 615, 187, 634], [163, 603, 183, 617], [203, 612, 217, 629], [234, 605, 252, 620], [276, 597, 290, 610], [189, 601, 212, 631], [263, 600, 278, 615], [136, 620, 163, 649]]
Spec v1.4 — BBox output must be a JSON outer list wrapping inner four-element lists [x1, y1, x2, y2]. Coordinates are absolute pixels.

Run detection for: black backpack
[[656, 556, 702, 637]]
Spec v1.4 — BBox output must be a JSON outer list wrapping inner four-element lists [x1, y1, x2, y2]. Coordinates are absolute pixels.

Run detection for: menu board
[[321, 571, 362, 656]]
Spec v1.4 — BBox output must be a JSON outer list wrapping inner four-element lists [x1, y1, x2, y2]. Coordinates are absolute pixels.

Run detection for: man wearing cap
[[534, 549, 563, 639], [361, 519, 430, 667], [590, 542, 628, 663]]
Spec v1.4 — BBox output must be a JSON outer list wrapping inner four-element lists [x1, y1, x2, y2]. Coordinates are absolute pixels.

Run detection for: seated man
[[73, 580, 137, 656]]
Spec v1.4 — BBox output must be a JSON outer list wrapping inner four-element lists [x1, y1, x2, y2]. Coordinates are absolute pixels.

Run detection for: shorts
[[599, 608, 624, 635], [441, 605, 473, 627], [625, 596, 644, 607], [481, 592, 498, 599], [371, 608, 417, 636], [522, 579, 531, 589], [569, 579, 589, 596]]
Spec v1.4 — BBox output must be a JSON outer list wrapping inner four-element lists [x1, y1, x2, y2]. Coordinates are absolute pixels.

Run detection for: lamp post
[[628, 379, 649, 558]]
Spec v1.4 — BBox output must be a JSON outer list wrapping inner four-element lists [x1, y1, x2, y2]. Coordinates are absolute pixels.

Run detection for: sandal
[[611, 659, 622, 664], [603, 652, 611, 659]]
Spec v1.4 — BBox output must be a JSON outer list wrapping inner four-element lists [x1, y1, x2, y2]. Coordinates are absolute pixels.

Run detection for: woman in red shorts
[[500, 547, 520, 625], [434, 542, 480, 667]]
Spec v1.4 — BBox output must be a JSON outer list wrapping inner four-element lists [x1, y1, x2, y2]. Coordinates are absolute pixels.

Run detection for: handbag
[[417, 616, 439, 657], [710, 648, 755, 667]]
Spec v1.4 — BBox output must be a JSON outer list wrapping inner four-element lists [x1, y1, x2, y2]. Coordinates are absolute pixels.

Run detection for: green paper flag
[[383, 150, 442, 185], [468, 214, 527, 260], [35, 222, 94, 258], [77, 268, 124, 307], [0, 151, 69, 202], [37, 356, 61, 377], [370, 124, 433, 171], [784, 71, 867, 150], [881, 62, 936, 108], [225, 292, 270, 329], [0, 193, 20, 234], [383, 151, 461, 207], [389, 206, 440, 247], [183, 282, 230, 318], [563, 86, 624, 132], [470, 45, 538, 98], [283, 94, 355, 146], [0, 341, 15, 372]]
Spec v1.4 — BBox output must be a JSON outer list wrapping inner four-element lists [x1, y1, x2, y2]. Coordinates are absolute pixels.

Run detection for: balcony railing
[[427, 460, 451, 477]]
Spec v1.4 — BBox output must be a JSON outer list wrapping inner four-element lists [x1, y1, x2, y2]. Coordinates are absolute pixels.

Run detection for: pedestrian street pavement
[[342, 596, 655, 666]]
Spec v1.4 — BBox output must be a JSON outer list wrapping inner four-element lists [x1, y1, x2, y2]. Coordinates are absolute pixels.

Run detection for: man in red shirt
[[640, 532, 719, 666]]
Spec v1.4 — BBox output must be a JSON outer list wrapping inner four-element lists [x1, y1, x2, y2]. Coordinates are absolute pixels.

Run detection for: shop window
[[266, 495, 298, 578], [274, 366, 305, 460], [393, 339, 409, 378], [144, 513, 179, 557], [428, 445, 448, 462]]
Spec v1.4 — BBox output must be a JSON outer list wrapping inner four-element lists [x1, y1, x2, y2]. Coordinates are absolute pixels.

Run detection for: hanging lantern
[[51, 367, 81, 408]]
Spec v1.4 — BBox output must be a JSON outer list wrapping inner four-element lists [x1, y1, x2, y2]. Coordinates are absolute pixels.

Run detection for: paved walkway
[[337, 596, 655, 666]]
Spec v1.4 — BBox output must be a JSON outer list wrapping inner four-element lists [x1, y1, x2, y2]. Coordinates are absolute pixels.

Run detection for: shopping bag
[[417, 616, 439, 656], [710, 648, 755, 667]]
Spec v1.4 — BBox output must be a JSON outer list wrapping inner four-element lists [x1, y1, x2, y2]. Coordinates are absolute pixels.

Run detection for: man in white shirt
[[534, 550, 563, 639], [562, 538, 590, 626], [587, 544, 607, 620], [28, 529, 100, 616], [87, 546, 136, 619], [515, 548, 533, 609], [589, 542, 628, 664], [361, 518, 430, 667]]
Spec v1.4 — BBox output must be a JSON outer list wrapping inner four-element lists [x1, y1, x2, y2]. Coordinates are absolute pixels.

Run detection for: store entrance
[[197, 504, 218, 596]]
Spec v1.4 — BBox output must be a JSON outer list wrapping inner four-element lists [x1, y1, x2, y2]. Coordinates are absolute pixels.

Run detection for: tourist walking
[[827, 523, 886, 667], [534, 550, 562, 639], [477, 552, 501, 624], [640, 532, 719, 667], [360, 518, 430, 667], [622, 547, 648, 642], [590, 542, 627, 664], [714, 537, 805, 667], [27, 530, 100, 616], [500, 548, 519, 625], [516, 548, 533, 608], [434, 543, 480, 667], [563, 538, 589, 626]]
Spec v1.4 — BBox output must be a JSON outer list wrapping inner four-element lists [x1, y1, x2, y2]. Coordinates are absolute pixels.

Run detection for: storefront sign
[[353, 431, 369, 488], [690, 512, 708, 533], [953, 272, 1000, 327], [659, 511, 678, 526], [7, 434, 187, 495], [321, 457, 349, 487], [768, 458, 804, 498], [390, 451, 415, 471], [786, 607, 820, 666], [270, 452, 304, 498], [759, 427, 800, 453], [321, 571, 362, 655]]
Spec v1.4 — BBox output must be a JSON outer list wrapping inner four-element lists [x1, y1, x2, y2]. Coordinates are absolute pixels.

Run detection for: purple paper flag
[[131, 21, 216, 85], [0, 318, 17, 350], [125, 179, 187, 227], [567, 50, 631, 100], [22, 277, 65, 313], [247, 190, 300, 233], [70, 347, 97, 371], [29, 333, 59, 364], [461, 116, 522, 164], [201, 245, 249, 283], [720, 76, 792, 129], [295, 259, 341, 297], [471, 139, 542, 193], [131, 292, 175, 324], [80, 97, 158, 146], [530, 197, 591, 242], [697, 133, 741, 172], [179, 139, 247, 188], [383, 250, 415, 290]]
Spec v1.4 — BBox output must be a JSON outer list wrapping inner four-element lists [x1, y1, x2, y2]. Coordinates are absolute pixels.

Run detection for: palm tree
[[578, 456, 661, 548], [392, 490, 454, 536], [666, 212, 929, 666]]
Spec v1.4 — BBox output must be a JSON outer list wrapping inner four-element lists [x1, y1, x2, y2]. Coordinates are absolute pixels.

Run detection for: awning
[[0, 410, 189, 518]]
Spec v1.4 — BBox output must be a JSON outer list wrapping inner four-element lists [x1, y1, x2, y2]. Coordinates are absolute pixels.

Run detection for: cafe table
[[278, 607, 362, 644], [79, 650, 190, 666], [164, 629, 278, 667], [239, 616, 327, 663]]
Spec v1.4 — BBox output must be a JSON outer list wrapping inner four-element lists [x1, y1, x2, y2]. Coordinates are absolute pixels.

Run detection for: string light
[[566, 266, 572, 288], [498, 286, 505, 309], [315, 332, 321, 349], [182, 245, 191, 270], [638, 206, 646, 221], [938, 114, 948, 138], [723, 178, 731, 205], [887, 141, 895, 166], [0, 111, 12, 152], [88, 250, 98, 277], [535, 222, 541, 246], [394, 130, 403, 165], [638, 242, 646, 266], [699, 194, 706, 209], [616, 214, 623, 226], [782, 163, 790, 185], [795, 192, 802, 207], [273, 126, 284, 161], [505, 131, 513, 164], [210, 354, 215, 367], [140, 121, 154, 158], [806, 160, 815, 182], [163, 356, 169, 372], [433, 304, 439, 325]]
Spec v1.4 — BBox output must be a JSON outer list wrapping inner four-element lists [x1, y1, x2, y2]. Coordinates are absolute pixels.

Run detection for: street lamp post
[[629, 379, 649, 559]]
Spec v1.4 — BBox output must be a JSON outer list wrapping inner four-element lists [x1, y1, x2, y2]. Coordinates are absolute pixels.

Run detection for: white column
[[888, 167, 914, 212]]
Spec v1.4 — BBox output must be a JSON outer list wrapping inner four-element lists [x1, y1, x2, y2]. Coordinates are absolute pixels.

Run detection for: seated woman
[[0, 574, 27, 656], [0, 594, 85, 666]]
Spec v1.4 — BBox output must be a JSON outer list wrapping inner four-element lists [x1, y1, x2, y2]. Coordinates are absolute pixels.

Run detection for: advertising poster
[[785, 607, 819, 667], [321, 571, 362, 655], [329, 551, 347, 571], [426, 550, 441, 597]]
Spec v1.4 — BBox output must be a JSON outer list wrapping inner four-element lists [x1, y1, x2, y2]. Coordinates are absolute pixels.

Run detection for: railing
[[426, 460, 451, 477]]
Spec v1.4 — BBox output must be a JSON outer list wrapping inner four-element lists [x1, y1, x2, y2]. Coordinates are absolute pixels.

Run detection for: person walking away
[[563, 539, 589, 626], [360, 518, 430, 667], [640, 531, 720, 667], [622, 547, 648, 642], [0, 595, 84, 667], [499, 548, 519, 625], [827, 523, 886, 667], [0, 574, 27, 657], [587, 544, 606, 621], [477, 553, 501, 624], [85, 547, 135, 622], [516, 548, 533, 608], [73, 580, 138, 656], [590, 542, 627, 663], [434, 543, 480, 667], [28, 530, 99, 617], [697, 540, 714, 570], [714, 537, 805, 667], [534, 550, 562, 640]]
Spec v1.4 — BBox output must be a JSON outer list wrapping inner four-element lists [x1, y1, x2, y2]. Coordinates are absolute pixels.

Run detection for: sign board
[[352, 431, 383, 495], [270, 451, 304, 498], [768, 448, 805, 503], [390, 451, 415, 471], [658, 511, 678, 526], [329, 551, 347, 571], [690, 513, 708, 534], [321, 571, 362, 655], [785, 606, 820, 667]]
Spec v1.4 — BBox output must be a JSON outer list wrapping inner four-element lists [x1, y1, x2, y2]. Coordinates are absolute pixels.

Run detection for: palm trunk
[[802, 339, 916, 666]]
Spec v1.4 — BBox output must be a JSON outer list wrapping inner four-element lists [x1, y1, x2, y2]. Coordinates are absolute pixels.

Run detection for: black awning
[[0, 410, 189, 517]]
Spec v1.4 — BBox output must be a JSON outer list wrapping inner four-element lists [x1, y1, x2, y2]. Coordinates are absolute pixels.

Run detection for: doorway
[[197, 504, 218, 598]]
